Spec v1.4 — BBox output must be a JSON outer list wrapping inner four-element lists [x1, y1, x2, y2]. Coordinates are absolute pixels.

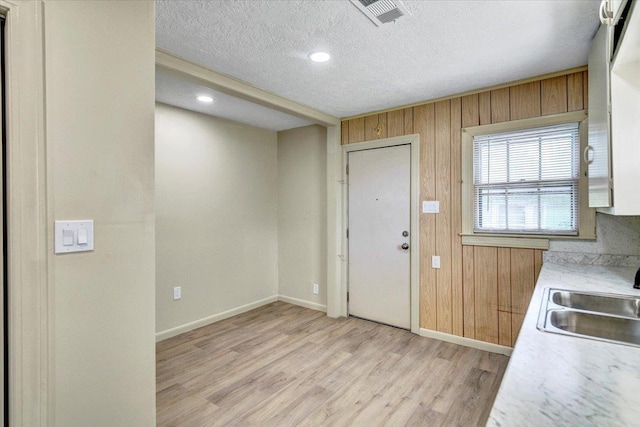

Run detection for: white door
[[348, 144, 411, 329]]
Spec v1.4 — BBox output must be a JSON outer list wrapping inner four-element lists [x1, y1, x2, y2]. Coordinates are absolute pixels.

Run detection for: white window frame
[[461, 110, 595, 249]]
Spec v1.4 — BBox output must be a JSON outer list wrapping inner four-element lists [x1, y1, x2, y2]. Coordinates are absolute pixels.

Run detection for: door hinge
[[346, 163, 349, 175], [347, 292, 349, 302], [346, 228, 349, 239]]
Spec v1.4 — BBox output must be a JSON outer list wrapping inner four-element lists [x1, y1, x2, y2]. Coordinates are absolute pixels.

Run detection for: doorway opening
[[342, 134, 420, 333], [347, 144, 411, 329]]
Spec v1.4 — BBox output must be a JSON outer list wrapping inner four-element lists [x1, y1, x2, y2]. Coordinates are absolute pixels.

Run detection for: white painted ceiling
[[156, 69, 313, 131], [156, 0, 600, 127]]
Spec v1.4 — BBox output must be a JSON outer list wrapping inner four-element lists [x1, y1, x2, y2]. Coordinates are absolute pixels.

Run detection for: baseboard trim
[[277, 295, 327, 312], [419, 328, 513, 356], [156, 295, 278, 342]]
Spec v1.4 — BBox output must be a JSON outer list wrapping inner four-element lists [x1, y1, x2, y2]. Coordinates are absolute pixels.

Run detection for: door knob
[[401, 243, 409, 250]]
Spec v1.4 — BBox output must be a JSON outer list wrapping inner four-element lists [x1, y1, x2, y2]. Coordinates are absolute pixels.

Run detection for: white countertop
[[487, 262, 640, 427]]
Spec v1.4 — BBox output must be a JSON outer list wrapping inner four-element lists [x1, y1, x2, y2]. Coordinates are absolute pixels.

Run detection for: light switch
[[55, 220, 94, 254], [77, 228, 88, 245], [62, 229, 74, 246], [432, 256, 441, 269], [422, 201, 440, 214]]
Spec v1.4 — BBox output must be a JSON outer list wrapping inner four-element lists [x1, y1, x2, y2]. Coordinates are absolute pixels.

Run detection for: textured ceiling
[[156, 69, 313, 131], [156, 0, 600, 122]]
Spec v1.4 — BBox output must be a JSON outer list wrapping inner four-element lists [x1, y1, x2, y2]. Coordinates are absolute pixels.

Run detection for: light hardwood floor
[[157, 302, 508, 426]]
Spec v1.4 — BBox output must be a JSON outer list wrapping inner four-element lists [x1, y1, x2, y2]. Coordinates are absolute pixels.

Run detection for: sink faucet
[[635, 267, 640, 289]]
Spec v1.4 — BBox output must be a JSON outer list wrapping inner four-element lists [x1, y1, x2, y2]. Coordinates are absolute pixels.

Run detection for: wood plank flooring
[[157, 302, 508, 427]]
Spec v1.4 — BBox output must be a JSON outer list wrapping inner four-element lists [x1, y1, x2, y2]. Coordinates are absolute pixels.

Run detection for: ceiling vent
[[349, 0, 410, 26]]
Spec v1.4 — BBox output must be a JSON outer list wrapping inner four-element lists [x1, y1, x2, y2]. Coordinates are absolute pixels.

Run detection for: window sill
[[461, 234, 550, 250]]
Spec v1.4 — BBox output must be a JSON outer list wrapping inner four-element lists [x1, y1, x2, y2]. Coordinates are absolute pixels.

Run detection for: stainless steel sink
[[538, 288, 640, 348], [550, 289, 640, 318], [546, 309, 640, 347]]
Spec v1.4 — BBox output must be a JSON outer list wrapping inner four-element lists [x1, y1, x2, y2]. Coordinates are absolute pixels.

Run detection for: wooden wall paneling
[[377, 113, 388, 139], [435, 100, 452, 334], [510, 249, 535, 346], [534, 250, 543, 284], [497, 248, 512, 347], [348, 117, 365, 144], [450, 98, 464, 337], [339, 70, 581, 345], [460, 95, 479, 338], [341, 120, 349, 145], [364, 114, 379, 141], [415, 104, 437, 330], [387, 110, 404, 137], [490, 88, 510, 124], [583, 71, 589, 109], [567, 72, 584, 111], [461, 94, 479, 128], [403, 107, 413, 134], [462, 246, 475, 339], [498, 312, 512, 348], [510, 81, 541, 120], [478, 91, 491, 125], [541, 76, 568, 115], [473, 246, 499, 344], [511, 320, 525, 347], [497, 248, 512, 312]]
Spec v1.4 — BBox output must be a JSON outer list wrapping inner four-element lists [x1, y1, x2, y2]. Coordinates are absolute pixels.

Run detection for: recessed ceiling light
[[309, 52, 330, 63], [197, 95, 213, 103]]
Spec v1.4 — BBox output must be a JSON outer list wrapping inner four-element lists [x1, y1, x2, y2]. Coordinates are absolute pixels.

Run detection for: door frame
[[1, 1, 50, 425], [156, 48, 344, 321], [342, 134, 420, 333]]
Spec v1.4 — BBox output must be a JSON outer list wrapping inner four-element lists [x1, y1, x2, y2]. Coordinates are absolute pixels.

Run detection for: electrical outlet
[[313, 283, 319, 295], [173, 286, 181, 300], [432, 256, 441, 269]]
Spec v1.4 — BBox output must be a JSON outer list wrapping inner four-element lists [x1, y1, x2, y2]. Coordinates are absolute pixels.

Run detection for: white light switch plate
[[432, 256, 441, 269], [423, 201, 440, 213], [54, 220, 94, 254]]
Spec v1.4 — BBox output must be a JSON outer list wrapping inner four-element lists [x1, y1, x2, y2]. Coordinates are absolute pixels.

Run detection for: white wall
[[277, 125, 328, 308], [155, 103, 278, 335], [44, 1, 156, 425]]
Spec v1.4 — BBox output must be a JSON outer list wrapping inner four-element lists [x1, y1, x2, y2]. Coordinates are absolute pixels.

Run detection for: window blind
[[473, 122, 580, 235]]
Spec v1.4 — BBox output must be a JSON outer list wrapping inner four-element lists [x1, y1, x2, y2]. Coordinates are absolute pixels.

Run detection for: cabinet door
[[612, 0, 629, 24], [608, 0, 640, 215], [587, 24, 613, 208]]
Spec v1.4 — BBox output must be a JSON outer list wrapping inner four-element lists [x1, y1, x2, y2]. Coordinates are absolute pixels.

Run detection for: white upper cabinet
[[589, 0, 640, 215], [587, 24, 613, 208]]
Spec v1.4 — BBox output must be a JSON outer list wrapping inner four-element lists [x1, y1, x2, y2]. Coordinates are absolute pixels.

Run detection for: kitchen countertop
[[487, 262, 640, 427]]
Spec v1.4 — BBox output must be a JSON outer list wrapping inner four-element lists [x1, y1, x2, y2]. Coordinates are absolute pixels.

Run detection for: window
[[474, 122, 579, 234], [462, 111, 595, 249]]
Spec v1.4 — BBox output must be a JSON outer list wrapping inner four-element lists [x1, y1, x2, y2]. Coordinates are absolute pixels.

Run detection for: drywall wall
[[44, 1, 156, 425], [155, 103, 278, 335], [277, 125, 328, 309], [549, 213, 640, 255]]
